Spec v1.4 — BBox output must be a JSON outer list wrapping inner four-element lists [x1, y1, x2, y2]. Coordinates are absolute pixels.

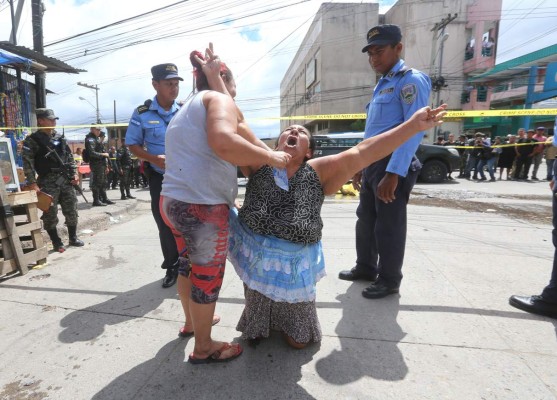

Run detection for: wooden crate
[[0, 191, 48, 276]]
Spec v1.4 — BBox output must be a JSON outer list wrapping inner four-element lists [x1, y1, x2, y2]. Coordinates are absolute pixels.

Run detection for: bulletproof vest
[[30, 131, 64, 177], [85, 133, 105, 164], [119, 148, 133, 166]]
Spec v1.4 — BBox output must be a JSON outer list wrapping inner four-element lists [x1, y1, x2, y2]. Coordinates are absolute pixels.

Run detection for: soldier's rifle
[[44, 146, 89, 203]]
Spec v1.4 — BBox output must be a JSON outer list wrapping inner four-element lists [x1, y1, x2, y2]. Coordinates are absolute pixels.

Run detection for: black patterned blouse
[[239, 164, 324, 244]]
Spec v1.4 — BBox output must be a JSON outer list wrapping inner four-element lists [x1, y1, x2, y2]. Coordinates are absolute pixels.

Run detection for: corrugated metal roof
[[0, 42, 85, 74], [471, 44, 557, 82]]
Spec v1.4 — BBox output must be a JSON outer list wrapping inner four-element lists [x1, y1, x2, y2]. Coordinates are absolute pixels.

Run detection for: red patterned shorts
[[160, 196, 229, 304]]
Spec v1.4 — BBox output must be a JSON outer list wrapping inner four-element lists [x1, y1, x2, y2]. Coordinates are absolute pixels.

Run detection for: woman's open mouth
[[286, 136, 298, 147]]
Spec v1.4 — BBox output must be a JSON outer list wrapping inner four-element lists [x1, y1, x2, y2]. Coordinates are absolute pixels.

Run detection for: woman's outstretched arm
[[309, 105, 447, 195]]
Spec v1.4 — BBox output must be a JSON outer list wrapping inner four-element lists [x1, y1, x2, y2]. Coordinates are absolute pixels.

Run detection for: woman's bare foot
[[191, 340, 242, 362], [179, 314, 221, 337], [283, 333, 309, 349]]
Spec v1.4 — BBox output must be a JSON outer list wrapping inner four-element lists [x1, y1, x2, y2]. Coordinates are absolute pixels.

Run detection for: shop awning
[[0, 42, 84, 73], [0, 50, 31, 67]]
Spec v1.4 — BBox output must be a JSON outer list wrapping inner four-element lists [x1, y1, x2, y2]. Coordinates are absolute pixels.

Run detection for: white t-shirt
[[161, 91, 238, 206]]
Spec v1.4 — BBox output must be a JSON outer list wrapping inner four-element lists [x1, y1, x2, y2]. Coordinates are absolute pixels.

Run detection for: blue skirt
[[228, 208, 326, 303]]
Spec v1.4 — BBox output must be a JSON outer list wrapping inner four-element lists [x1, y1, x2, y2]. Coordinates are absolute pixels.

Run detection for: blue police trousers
[[542, 185, 557, 302], [355, 156, 420, 288]]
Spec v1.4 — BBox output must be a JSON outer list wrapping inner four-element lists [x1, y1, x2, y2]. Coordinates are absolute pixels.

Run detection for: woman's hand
[[410, 104, 447, 131], [191, 43, 222, 82], [267, 151, 292, 168]]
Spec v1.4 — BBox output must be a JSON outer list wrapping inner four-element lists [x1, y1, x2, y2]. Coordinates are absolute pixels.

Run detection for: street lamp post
[[79, 96, 97, 117], [77, 82, 100, 123]]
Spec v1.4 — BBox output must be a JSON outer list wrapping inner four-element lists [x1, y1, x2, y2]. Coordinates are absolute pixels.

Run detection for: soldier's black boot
[[68, 225, 84, 247], [126, 188, 136, 199], [120, 187, 127, 200], [101, 189, 115, 205], [92, 189, 107, 207], [47, 229, 65, 253]]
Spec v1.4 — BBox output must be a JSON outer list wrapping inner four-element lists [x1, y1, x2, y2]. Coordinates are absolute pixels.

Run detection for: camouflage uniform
[[22, 130, 79, 249], [116, 145, 135, 199], [85, 132, 114, 205]]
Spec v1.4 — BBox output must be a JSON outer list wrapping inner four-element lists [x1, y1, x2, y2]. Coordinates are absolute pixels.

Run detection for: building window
[[461, 91, 470, 104], [476, 86, 488, 102]]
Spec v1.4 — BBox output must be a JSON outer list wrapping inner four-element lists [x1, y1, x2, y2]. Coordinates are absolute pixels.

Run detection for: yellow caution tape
[[1, 108, 556, 130], [262, 108, 557, 120]]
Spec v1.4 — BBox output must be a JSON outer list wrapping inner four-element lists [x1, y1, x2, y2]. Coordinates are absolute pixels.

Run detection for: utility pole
[[31, 0, 46, 108], [9, 0, 26, 44], [430, 13, 457, 136], [77, 82, 101, 123]]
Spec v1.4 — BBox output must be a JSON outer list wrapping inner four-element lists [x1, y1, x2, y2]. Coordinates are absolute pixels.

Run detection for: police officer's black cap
[[151, 63, 183, 81], [36, 108, 59, 120], [362, 24, 402, 53]]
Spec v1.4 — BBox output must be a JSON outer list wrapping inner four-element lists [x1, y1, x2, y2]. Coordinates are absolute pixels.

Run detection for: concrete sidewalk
[[1, 180, 556, 399]]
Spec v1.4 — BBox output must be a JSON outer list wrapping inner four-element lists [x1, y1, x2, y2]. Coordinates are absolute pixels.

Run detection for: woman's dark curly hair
[[190, 51, 233, 92]]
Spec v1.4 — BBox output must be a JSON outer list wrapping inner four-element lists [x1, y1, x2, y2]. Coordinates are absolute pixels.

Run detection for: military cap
[[362, 24, 402, 53], [151, 63, 183, 81], [36, 108, 59, 120], [91, 123, 106, 136]]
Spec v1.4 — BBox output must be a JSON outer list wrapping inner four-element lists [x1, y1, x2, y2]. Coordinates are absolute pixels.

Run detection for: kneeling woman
[[228, 109, 446, 348]]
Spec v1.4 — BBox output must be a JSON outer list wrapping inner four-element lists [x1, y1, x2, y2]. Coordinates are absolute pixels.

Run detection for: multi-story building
[[280, 0, 556, 140], [386, 0, 481, 139], [280, 2, 379, 134]]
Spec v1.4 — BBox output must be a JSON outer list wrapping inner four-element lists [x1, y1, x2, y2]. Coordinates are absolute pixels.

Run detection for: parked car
[[312, 132, 461, 184]]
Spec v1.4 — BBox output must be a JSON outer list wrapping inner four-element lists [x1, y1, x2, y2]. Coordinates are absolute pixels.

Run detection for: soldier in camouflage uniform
[[22, 108, 84, 253], [116, 143, 136, 200], [85, 125, 115, 206]]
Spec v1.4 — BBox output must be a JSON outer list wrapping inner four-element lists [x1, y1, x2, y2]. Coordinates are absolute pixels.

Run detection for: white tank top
[[161, 91, 238, 206]]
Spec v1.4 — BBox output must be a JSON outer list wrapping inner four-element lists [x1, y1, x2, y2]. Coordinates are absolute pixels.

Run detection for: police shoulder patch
[[137, 105, 149, 114], [401, 83, 418, 105]]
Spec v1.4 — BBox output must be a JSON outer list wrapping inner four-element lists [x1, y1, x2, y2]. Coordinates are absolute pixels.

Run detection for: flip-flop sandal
[[188, 343, 243, 364], [178, 315, 221, 337]]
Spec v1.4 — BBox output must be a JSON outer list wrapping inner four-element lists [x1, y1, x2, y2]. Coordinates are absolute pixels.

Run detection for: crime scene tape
[[259, 108, 557, 120], [1, 109, 556, 130]]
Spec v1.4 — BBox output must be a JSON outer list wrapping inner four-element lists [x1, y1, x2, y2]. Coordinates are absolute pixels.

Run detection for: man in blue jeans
[[338, 24, 431, 299], [509, 117, 557, 318]]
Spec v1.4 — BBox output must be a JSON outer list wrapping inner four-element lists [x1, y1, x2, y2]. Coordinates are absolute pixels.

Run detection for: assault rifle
[[45, 146, 89, 203]]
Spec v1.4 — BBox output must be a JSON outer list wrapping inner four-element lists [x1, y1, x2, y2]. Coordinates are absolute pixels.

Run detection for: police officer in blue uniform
[[125, 63, 182, 288], [338, 24, 432, 299]]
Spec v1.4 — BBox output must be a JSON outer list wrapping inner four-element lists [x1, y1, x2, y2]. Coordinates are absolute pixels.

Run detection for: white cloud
[[1, 0, 387, 140]]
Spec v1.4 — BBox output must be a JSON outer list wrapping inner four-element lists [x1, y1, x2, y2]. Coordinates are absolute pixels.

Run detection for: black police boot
[[92, 189, 107, 207], [120, 187, 127, 200], [126, 189, 136, 199], [47, 229, 65, 253], [101, 189, 115, 205], [68, 225, 84, 247]]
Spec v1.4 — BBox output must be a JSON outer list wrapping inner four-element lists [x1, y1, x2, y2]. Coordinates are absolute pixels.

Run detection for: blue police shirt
[[124, 96, 181, 174], [364, 59, 432, 177]]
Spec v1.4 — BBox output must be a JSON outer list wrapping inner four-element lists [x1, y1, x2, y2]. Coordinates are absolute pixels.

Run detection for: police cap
[[362, 24, 402, 53], [536, 126, 546, 130], [151, 63, 183, 81], [36, 108, 59, 120]]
